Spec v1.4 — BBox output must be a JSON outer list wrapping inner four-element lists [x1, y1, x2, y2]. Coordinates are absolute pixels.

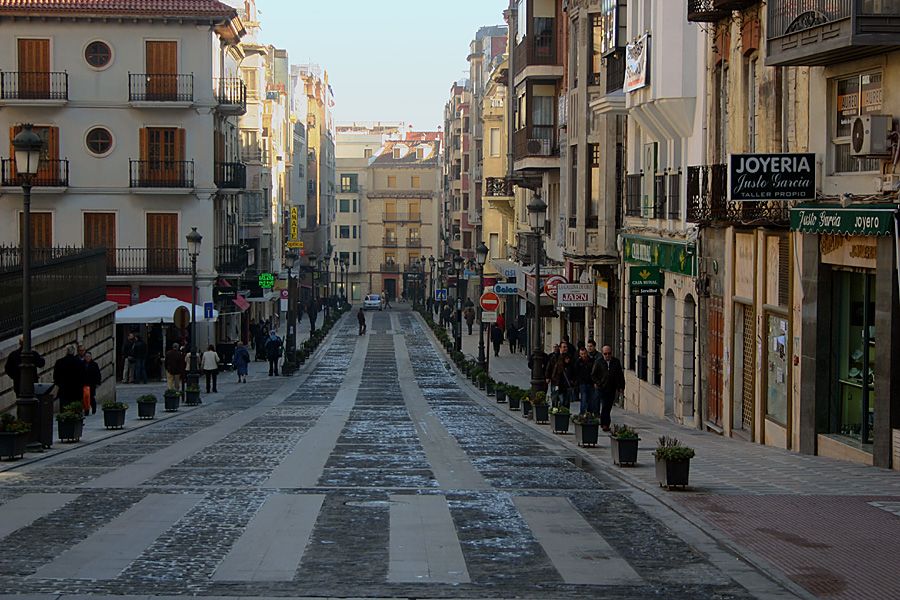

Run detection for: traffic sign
[[494, 282, 519, 295], [286, 240, 304, 249], [482, 310, 497, 323], [280, 289, 289, 300], [203, 302, 214, 320], [543, 274, 568, 299], [434, 288, 448, 301], [480, 291, 500, 312], [173, 306, 190, 329]]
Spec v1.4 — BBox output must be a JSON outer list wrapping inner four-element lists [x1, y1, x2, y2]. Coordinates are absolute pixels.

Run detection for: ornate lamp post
[[527, 192, 548, 392], [475, 241, 489, 372], [428, 255, 435, 312], [332, 254, 339, 302], [284, 250, 298, 358], [340, 257, 347, 306], [453, 252, 464, 352], [186, 227, 202, 390], [12, 124, 43, 436]]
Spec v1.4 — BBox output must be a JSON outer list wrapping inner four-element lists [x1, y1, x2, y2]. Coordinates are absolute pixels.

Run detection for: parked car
[[364, 294, 383, 310]]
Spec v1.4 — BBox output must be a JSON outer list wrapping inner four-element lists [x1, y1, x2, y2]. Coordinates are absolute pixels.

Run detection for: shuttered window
[[146, 213, 178, 273], [17, 38, 50, 98], [19, 211, 52, 248]]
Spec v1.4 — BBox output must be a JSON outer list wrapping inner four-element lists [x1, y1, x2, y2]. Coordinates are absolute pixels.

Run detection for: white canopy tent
[[115, 295, 218, 325]]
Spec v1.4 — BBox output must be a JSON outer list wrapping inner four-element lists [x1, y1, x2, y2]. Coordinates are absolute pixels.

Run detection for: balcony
[[485, 177, 514, 197], [384, 212, 421, 222], [380, 262, 400, 273], [1, 158, 69, 188], [687, 0, 729, 21], [513, 30, 559, 77], [240, 144, 267, 163], [107, 247, 191, 276], [406, 237, 422, 247], [128, 73, 193, 103], [383, 236, 398, 247], [215, 244, 246, 274], [214, 161, 246, 190], [605, 50, 626, 93], [714, 0, 756, 9], [214, 77, 246, 114], [0, 71, 68, 103], [667, 172, 683, 220], [687, 164, 790, 226], [625, 173, 642, 217], [513, 127, 558, 162], [129, 160, 194, 189], [767, 0, 900, 66]]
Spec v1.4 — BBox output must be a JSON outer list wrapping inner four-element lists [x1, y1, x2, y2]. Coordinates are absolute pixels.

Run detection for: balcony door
[[145, 40, 177, 100], [139, 127, 184, 185], [84, 212, 116, 272], [147, 213, 178, 274], [19, 211, 52, 249], [8, 124, 59, 185], [17, 38, 50, 99]]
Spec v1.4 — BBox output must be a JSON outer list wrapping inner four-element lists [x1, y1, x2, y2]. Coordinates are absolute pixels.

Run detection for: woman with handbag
[[201, 345, 221, 393]]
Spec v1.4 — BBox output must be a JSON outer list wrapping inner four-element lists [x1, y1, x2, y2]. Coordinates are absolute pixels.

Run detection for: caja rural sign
[[556, 283, 595, 307], [728, 153, 816, 201]]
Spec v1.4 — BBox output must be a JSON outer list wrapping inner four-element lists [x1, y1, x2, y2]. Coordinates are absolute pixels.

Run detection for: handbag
[[81, 385, 91, 414]]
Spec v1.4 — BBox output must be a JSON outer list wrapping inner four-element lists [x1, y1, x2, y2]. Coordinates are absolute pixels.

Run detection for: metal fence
[[129, 160, 194, 188], [128, 73, 193, 102], [768, 0, 851, 38], [0, 71, 68, 100], [2, 158, 69, 187]]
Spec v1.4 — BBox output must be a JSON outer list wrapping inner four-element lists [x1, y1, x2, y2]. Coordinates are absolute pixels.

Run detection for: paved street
[[0, 305, 807, 600]]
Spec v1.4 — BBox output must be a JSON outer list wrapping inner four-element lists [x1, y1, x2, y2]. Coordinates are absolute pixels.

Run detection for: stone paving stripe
[[264, 334, 369, 489], [394, 333, 489, 491], [0, 493, 79, 540], [32, 493, 202, 580], [513, 496, 642, 585], [212, 493, 325, 581], [387, 494, 470, 584]]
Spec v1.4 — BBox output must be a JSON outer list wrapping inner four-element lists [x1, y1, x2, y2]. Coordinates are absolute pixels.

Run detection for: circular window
[[85, 127, 113, 156], [84, 41, 112, 68]]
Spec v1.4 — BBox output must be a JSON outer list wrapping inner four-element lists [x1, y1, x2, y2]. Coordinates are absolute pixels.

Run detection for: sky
[[257, 0, 509, 131]]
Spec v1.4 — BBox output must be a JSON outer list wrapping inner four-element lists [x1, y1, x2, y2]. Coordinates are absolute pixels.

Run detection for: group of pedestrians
[[121, 332, 148, 384]]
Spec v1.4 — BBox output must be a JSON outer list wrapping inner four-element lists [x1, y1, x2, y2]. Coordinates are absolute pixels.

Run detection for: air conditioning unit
[[526, 138, 551, 156], [851, 114, 893, 157]]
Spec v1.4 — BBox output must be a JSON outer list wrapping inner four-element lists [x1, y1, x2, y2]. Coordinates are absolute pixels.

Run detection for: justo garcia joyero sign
[[728, 153, 816, 201]]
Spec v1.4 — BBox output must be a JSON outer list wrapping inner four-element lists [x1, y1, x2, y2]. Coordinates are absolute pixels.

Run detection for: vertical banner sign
[[624, 33, 650, 93], [289, 206, 299, 240], [596, 279, 609, 309]]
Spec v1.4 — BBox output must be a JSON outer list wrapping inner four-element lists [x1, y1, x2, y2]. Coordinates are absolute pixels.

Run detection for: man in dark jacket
[[164, 343, 184, 390], [4, 335, 46, 396], [53, 344, 85, 411], [307, 301, 318, 333], [122, 332, 136, 383], [548, 342, 574, 408], [490, 323, 503, 357], [591, 345, 626, 431], [265, 332, 283, 376], [574, 347, 597, 414], [131, 335, 148, 384]]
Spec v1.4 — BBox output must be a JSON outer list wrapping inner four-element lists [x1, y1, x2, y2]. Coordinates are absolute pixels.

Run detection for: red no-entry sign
[[480, 291, 500, 312]]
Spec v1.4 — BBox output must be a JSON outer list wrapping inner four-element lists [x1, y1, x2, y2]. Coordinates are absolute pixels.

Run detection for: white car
[[363, 294, 383, 310]]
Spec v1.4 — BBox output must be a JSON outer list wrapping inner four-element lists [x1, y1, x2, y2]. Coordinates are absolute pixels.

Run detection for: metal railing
[[406, 237, 422, 247], [129, 160, 194, 188], [625, 173, 643, 217], [0, 71, 68, 100], [514, 127, 558, 158], [380, 262, 400, 273], [214, 77, 246, 109], [485, 176, 514, 197], [606, 50, 626, 93], [214, 161, 246, 189], [2, 158, 69, 187], [768, 0, 851, 38], [128, 73, 193, 102], [383, 236, 398, 247], [654, 174, 667, 219], [0, 248, 106, 340], [108, 247, 191, 276], [215, 245, 246, 273], [384, 212, 421, 222], [687, 0, 729, 22], [667, 172, 682, 220], [0, 245, 86, 273], [687, 164, 790, 225]]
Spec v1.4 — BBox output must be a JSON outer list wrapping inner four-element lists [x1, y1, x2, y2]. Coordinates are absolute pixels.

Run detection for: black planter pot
[[496, 388, 507, 403], [611, 436, 640, 465], [655, 456, 691, 488], [58, 419, 84, 443], [487, 383, 495, 396], [185, 390, 201, 406], [478, 380, 486, 390], [552, 413, 570, 434], [522, 399, 533, 419], [137, 401, 156, 419], [103, 407, 127, 430], [533, 404, 548, 423], [164, 393, 180, 412], [508, 395, 521, 411], [0, 431, 28, 460], [574, 423, 600, 447]]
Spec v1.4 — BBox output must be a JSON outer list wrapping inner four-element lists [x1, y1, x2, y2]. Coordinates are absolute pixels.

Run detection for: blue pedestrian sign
[[203, 302, 214, 320], [434, 288, 448, 301]]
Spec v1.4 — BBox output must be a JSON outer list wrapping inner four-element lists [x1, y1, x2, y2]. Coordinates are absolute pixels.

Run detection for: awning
[[488, 258, 521, 279], [115, 295, 218, 324], [790, 203, 898, 236]]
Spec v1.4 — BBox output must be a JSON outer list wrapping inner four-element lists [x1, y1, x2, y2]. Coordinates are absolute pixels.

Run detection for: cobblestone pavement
[[0, 307, 811, 599], [454, 319, 900, 600]]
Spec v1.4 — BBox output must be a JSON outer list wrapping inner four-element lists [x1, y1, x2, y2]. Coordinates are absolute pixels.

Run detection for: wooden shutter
[[17, 38, 50, 98], [36, 126, 59, 183], [174, 128, 185, 162], [9, 125, 21, 175], [146, 41, 177, 99], [146, 213, 178, 274], [19, 212, 52, 248], [85, 212, 116, 271]]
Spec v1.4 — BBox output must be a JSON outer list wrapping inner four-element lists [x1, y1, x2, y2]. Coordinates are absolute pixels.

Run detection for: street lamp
[[527, 191, 548, 393], [428, 255, 435, 312], [475, 241, 489, 372], [453, 252, 464, 352], [340, 257, 347, 306], [284, 250, 298, 359], [186, 227, 202, 391], [12, 124, 43, 437], [332, 254, 339, 303]]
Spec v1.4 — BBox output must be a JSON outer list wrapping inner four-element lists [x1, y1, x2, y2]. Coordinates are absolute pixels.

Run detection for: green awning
[[790, 203, 898, 236]]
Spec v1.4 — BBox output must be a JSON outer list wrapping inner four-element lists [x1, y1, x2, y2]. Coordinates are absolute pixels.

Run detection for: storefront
[[792, 203, 900, 468]]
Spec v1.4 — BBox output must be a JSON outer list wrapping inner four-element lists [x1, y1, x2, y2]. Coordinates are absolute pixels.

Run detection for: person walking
[[201, 344, 221, 393], [122, 331, 136, 383], [4, 335, 46, 396], [506, 321, 518, 354], [307, 301, 318, 334], [592, 344, 626, 431], [574, 346, 598, 415], [265, 331, 283, 376], [549, 341, 575, 408], [233, 341, 250, 383], [83, 351, 102, 415], [382, 290, 392, 309], [131, 334, 148, 384], [53, 344, 85, 412], [496, 312, 506, 336], [490, 323, 503, 357], [586, 339, 599, 362], [357, 307, 367, 335], [542, 343, 560, 394], [164, 343, 184, 391], [516, 315, 527, 353], [441, 303, 451, 328], [464, 306, 476, 335]]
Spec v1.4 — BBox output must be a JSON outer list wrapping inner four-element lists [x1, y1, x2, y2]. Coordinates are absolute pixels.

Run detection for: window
[[352, 252, 358, 266], [340, 251, 350, 264], [84, 40, 112, 69], [85, 127, 113, 156], [411, 175, 421, 188], [833, 71, 883, 173], [387, 175, 397, 188], [339, 225, 350, 238], [416, 147, 425, 160], [364, 148, 373, 158], [744, 54, 758, 152], [339, 199, 351, 212], [489, 128, 501, 157], [340, 173, 357, 192], [352, 199, 358, 212], [241, 68, 258, 100], [393, 147, 402, 159], [515, 0, 526, 44], [532, 85, 555, 141], [352, 225, 358, 238]]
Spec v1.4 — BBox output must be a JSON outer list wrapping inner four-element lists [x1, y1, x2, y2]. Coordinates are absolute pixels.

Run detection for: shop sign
[[258, 272, 275, 289], [543, 274, 568, 299], [622, 235, 695, 276], [482, 310, 497, 323], [820, 235, 878, 269], [790, 204, 897, 236], [624, 33, 649, 93], [629, 266, 662, 295], [289, 206, 299, 240], [596, 279, 609, 309], [494, 282, 519, 295], [556, 283, 595, 307], [728, 153, 816, 201]]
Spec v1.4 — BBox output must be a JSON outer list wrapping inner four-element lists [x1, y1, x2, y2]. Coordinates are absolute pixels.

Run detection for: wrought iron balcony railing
[[0, 71, 68, 100], [686, 164, 791, 226], [129, 160, 194, 188], [2, 158, 69, 187], [128, 73, 193, 102], [108, 247, 191, 276], [214, 77, 246, 112], [215, 244, 247, 274], [214, 161, 246, 189], [380, 262, 400, 273], [605, 50, 626, 93], [687, 0, 729, 22], [625, 173, 643, 217], [383, 236, 398, 247], [485, 177, 514, 197]]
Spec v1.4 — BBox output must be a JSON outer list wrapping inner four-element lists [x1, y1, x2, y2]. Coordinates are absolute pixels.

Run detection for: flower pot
[[523, 399, 533, 419], [137, 401, 156, 420], [58, 419, 84, 443], [508, 394, 521, 411], [164, 394, 180, 412], [496, 389, 507, 403], [185, 389, 201, 406], [103, 407, 127, 430], [487, 382, 495, 396], [552, 413, 570, 434], [574, 423, 600, 447], [655, 456, 691, 488], [611, 436, 640, 465], [0, 431, 28, 460], [478, 380, 486, 390], [533, 404, 549, 424]]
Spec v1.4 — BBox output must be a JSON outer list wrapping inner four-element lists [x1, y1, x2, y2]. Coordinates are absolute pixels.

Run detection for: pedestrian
[[233, 341, 250, 383], [586, 339, 599, 362], [83, 351, 102, 415], [574, 346, 598, 414], [164, 343, 184, 391], [464, 306, 475, 335], [131, 334, 148, 384], [383, 290, 392, 309], [53, 344, 85, 412], [307, 301, 318, 334], [249, 319, 258, 351], [441, 303, 451, 328], [4, 335, 46, 396], [549, 341, 575, 408], [592, 344, 626, 431], [122, 331, 136, 383], [265, 331, 283, 376], [357, 307, 367, 335], [491, 323, 503, 357], [201, 344, 221, 393], [543, 343, 560, 389], [506, 321, 518, 354], [496, 311, 506, 335], [516, 315, 527, 353]]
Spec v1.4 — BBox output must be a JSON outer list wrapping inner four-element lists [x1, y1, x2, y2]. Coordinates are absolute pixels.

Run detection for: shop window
[[766, 314, 789, 425], [832, 71, 883, 173], [638, 296, 648, 381], [653, 295, 662, 387]]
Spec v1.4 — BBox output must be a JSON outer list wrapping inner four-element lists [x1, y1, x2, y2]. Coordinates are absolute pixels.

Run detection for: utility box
[[33, 383, 56, 449]]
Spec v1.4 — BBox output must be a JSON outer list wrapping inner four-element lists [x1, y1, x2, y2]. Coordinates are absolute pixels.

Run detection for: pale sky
[[257, 0, 508, 130]]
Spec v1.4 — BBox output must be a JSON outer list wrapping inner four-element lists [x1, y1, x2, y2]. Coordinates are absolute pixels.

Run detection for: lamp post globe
[[186, 227, 202, 390], [526, 191, 548, 393]]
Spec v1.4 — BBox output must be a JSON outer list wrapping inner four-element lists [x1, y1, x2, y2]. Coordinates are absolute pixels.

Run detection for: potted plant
[[572, 412, 600, 447], [163, 388, 180, 412], [102, 400, 128, 430], [137, 394, 157, 419], [486, 378, 496, 396], [470, 366, 482, 384], [495, 383, 507, 403], [531, 391, 548, 423], [654, 436, 695, 488], [56, 402, 85, 443], [0, 413, 31, 460], [550, 405, 571, 434], [507, 387, 521, 411], [476, 371, 488, 390], [185, 385, 201, 406], [610, 424, 641, 465]]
